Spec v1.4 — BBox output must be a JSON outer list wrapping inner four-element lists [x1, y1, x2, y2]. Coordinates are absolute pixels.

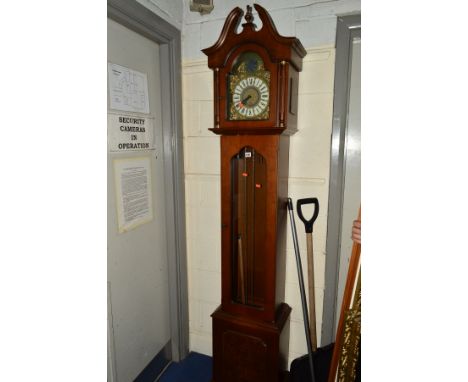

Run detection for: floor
[[158, 352, 212, 382]]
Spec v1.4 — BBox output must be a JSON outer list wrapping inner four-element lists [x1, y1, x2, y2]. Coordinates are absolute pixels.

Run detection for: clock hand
[[241, 94, 252, 105]]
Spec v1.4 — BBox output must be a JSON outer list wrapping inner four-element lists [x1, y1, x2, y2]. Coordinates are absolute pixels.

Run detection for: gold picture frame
[[328, 208, 361, 382]]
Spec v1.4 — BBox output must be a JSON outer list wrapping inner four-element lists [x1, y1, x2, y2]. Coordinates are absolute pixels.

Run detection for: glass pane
[[231, 147, 266, 308]]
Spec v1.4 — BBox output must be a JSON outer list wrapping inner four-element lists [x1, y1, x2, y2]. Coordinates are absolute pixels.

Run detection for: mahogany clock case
[[202, 4, 306, 382]]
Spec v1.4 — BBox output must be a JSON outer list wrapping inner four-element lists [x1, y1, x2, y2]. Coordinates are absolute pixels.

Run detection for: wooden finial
[[242, 4, 257, 30], [245, 5, 253, 23]]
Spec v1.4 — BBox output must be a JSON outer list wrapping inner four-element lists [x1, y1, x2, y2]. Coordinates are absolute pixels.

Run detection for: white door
[[107, 18, 171, 382], [335, 37, 361, 327]]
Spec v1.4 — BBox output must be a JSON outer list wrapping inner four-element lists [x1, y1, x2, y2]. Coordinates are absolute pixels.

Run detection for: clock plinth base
[[211, 303, 291, 382]]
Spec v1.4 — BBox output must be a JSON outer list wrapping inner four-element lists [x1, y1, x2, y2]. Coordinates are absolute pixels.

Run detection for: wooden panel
[[222, 331, 267, 382], [212, 304, 291, 382], [275, 135, 290, 308]]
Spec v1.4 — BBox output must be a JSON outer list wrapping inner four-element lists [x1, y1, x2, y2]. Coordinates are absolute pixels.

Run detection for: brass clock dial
[[228, 52, 270, 121], [232, 76, 269, 118]]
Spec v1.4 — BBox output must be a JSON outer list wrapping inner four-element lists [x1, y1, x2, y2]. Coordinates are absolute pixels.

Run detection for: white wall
[[136, 0, 183, 30]]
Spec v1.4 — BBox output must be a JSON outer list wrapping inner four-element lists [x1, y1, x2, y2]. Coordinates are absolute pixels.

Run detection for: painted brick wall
[[182, 0, 359, 367]]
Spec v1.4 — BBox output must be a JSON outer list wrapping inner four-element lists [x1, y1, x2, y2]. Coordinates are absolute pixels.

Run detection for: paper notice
[[107, 113, 155, 152], [114, 157, 153, 233], [108, 63, 150, 114]]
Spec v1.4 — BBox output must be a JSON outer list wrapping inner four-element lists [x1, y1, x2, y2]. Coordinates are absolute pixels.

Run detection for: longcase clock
[[202, 4, 306, 382]]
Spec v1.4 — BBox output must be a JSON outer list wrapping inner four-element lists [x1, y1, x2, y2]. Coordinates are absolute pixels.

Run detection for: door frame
[[107, 0, 189, 362], [321, 14, 361, 345]]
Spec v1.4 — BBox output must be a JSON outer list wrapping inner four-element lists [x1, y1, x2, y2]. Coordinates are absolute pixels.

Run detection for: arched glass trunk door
[[231, 146, 267, 308]]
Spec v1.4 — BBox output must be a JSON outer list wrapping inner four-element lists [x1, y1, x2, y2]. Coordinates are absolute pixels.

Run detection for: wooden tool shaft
[[306, 232, 318, 351]]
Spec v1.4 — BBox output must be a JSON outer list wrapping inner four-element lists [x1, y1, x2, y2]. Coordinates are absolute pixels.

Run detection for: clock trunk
[[219, 134, 290, 323]]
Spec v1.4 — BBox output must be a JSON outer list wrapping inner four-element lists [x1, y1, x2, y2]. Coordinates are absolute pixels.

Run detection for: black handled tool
[[287, 198, 317, 382], [296, 198, 319, 351], [296, 198, 319, 233]]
